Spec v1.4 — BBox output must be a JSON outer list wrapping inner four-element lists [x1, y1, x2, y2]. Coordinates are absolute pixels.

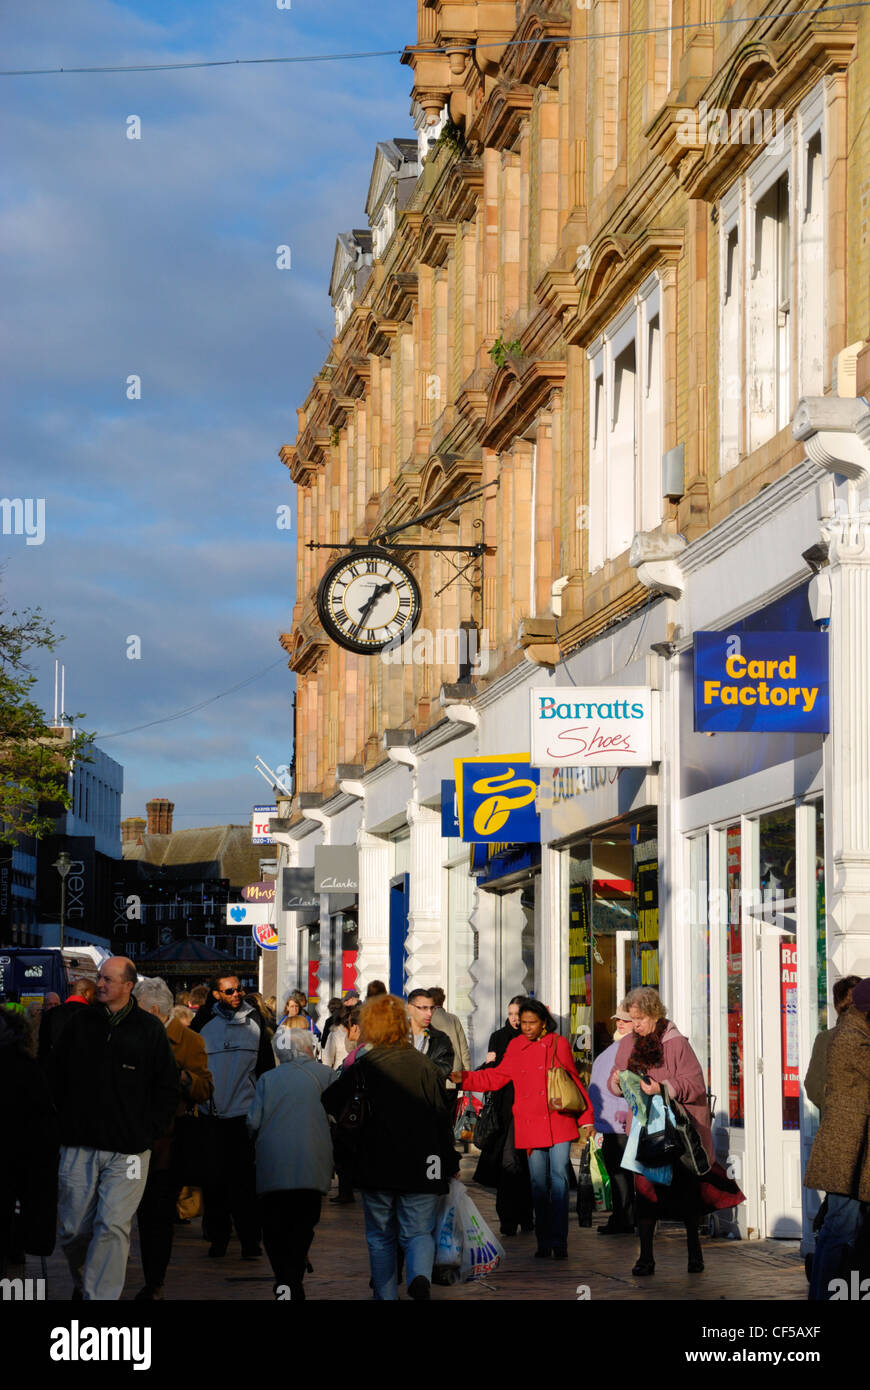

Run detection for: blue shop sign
[[441, 780, 461, 837], [471, 842, 542, 885], [454, 756, 541, 844], [694, 630, 829, 733]]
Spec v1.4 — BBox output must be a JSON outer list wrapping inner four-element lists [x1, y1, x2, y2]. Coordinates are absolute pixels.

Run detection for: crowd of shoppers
[[12, 960, 868, 1302]]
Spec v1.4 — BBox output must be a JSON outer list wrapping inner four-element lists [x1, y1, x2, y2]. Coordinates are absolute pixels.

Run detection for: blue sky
[[0, 0, 414, 826]]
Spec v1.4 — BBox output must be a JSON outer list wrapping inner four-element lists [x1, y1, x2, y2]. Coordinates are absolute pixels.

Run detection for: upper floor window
[[719, 83, 826, 473], [587, 275, 663, 571]]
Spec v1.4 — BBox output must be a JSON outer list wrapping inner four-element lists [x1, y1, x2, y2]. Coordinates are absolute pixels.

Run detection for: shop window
[[815, 804, 826, 1032], [723, 824, 744, 1128], [689, 835, 711, 1088], [759, 806, 799, 1131], [569, 838, 643, 1074]]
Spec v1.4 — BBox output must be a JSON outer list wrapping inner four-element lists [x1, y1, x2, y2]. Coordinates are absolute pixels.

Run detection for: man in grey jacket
[[192, 975, 274, 1258], [429, 987, 471, 1087], [247, 1029, 334, 1300]]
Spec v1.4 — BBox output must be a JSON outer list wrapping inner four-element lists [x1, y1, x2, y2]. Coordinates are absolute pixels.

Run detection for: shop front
[[678, 583, 827, 1241], [539, 759, 659, 1080]]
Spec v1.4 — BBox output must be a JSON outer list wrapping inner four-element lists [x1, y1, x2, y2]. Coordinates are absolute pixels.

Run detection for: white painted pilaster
[[821, 515, 870, 979], [404, 801, 443, 991], [355, 827, 391, 992], [539, 845, 568, 1028]]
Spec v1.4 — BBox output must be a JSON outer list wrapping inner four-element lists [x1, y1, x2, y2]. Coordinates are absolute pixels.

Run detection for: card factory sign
[[530, 688, 657, 767], [694, 631, 829, 733]]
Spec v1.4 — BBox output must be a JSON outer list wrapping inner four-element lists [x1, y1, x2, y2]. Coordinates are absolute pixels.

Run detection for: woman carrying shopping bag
[[608, 986, 742, 1277], [452, 997, 592, 1260]]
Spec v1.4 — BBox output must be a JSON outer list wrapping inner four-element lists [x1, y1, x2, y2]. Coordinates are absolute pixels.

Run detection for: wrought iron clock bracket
[[306, 540, 488, 556]]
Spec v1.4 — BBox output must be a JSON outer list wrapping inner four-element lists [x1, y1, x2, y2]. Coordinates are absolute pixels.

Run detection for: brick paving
[[26, 1154, 806, 1302]]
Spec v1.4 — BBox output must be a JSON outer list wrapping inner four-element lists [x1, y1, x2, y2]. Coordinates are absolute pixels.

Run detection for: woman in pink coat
[[608, 986, 713, 1276], [453, 998, 592, 1259]]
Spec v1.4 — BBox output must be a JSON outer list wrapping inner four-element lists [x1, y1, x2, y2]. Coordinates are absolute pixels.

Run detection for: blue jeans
[[809, 1193, 868, 1301], [360, 1191, 439, 1300], [527, 1142, 572, 1252]]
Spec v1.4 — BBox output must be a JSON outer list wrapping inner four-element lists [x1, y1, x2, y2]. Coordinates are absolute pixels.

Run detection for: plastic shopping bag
[[456, 1183, 504, 1281], [434, 1179, 464, 1269], [589, 1134, 612, 1212]]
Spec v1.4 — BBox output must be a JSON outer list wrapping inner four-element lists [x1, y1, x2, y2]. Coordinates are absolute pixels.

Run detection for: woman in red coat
[[453, 998, 592, 1259]]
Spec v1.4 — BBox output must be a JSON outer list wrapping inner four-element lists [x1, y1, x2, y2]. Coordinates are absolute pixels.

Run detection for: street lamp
[[53, 852, 71, 950]]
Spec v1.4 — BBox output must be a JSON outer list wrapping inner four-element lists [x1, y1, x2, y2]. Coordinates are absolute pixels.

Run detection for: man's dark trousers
[[260, 1190, 322, 1294], [203, 1117, 261, 1250], [136, 1163, 180, 1288]]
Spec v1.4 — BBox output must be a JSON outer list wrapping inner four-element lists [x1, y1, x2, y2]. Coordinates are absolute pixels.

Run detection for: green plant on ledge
[[489, 337, 524, 368], [330, 426, 341, 447], [436, 119, 466, 157]]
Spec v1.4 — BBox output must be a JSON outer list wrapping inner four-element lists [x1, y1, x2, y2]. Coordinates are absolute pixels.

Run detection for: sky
[[0, 0, 414, 828]]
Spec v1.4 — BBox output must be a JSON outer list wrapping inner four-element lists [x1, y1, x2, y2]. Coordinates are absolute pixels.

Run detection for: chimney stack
[[121, 816, 146, 846], [146, 797, 174, 835]]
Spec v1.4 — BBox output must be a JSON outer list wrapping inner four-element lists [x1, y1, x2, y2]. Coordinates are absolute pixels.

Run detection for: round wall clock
[[315, 548, 423, 654]]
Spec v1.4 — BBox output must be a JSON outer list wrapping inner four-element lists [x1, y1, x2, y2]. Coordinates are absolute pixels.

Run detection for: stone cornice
[[282, 623, 330, 676], [417, 215, 458, 267], [473, 81, 535, 151], [480, 358, 567, 451], [565, 229, 684, 347], [647, 23, 857, 202], [681, 456, 827, 574], [500, 1, 571, 88], [417, 449, 484, 515]]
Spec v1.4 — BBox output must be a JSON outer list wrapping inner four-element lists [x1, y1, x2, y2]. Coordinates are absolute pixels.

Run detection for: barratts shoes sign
[[530, 688, 657, 767]]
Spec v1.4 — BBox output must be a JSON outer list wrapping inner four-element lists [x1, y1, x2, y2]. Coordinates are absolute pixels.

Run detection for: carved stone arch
[[709, 42, 780, 115], [580, 236, 634, 315]]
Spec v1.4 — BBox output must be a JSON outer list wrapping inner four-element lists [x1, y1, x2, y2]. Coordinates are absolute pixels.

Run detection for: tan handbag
[[546, 1036, 585, 1112]]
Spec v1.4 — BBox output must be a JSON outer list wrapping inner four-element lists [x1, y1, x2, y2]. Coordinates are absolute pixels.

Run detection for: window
[[587, 276, 663, 571], [718, 85, 826, 472]]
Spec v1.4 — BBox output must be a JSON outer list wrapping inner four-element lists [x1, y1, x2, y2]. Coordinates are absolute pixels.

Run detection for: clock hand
[[351, 580, 394, 635]]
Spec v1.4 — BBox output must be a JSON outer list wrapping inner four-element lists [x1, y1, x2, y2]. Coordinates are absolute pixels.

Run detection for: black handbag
[[335, 1061, 371, 1147], [662, 1084, 712, 1177], [635, 1098, 683, 1167], [473, 1095, 501, 1151]]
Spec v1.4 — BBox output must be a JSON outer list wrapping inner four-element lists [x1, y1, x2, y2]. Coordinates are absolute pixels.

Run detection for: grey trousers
[[58, 1145, 150, 1300]]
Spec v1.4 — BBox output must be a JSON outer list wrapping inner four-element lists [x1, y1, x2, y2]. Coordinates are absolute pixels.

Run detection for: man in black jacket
[[50, 956, 178, 1300], [407, 989, 454, 1077]]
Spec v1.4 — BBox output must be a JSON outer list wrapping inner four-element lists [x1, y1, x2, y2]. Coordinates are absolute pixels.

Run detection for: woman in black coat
[[474, 996, 534, 1236], [0, 1006, 59, 1272]]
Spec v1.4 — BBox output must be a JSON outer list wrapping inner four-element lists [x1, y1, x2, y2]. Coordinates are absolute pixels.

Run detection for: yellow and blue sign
[[694, 631, 829, 733], [454, 756, 540, 843]]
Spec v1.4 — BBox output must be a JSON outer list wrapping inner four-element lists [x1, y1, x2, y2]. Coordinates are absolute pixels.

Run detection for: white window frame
[[717, 82, 827, 474], [586, 273, 663, 571]]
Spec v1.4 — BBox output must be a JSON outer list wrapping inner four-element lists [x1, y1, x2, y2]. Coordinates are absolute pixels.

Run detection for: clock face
[[316, 548, 422, 654]]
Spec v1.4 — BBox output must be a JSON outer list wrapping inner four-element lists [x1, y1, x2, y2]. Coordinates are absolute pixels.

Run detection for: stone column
[[468, 885, 528, 1064], [355, 828, 391, 993], [821, 514, 870, 979], [404, 801, 443, 992], [538, 845, 568, 1029], [468, 887, 498, 1066]]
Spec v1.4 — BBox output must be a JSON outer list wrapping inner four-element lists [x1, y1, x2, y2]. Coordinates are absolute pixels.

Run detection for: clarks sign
[[530, 688, 657, 767], [314, 846, 359, 894]]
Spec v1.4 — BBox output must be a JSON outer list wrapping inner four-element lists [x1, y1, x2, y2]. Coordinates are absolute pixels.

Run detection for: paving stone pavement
[[28, 1155, 807, 1302]]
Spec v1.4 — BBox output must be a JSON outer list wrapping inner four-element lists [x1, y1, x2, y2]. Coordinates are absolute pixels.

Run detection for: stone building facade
[[278, 0, 870, 1245]]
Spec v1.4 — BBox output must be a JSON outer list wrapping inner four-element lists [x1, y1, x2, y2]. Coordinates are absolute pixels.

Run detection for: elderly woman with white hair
[[133, 974, 213, 1300], [247, 1027, 335, 1300]]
